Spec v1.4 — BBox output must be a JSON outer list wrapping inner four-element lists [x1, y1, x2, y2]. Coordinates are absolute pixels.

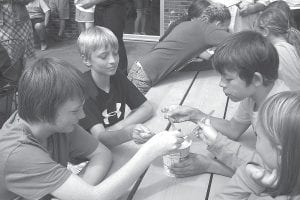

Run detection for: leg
[[85, 22, 94, 30], [140, 9, 147, 34], [134, 10, 143, 33], [57, 0, 69, 38], [34, 22, 47, 50], [77, 22, 85, 33], [127, 62, 152, 94], [58, 19, 66, 37]]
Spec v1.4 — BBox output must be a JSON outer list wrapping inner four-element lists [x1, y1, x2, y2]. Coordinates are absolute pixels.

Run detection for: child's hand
[[196, 118, 218, 145], [162, 105, 202, 123], [145, 130, 185, 156], [246, 163, 278, 188], [131, 124, 155, 144]]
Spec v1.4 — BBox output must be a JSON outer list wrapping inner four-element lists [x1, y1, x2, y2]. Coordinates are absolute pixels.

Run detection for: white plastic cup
[[163, 138, 192, 177]]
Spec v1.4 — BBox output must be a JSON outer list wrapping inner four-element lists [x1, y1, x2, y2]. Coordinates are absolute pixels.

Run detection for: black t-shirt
[[79, 71, 147, 131]]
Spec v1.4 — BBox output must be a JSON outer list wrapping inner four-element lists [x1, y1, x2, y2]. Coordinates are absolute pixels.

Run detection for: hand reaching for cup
[[131, 124, 155, 144], [145, 130, 185, 156]]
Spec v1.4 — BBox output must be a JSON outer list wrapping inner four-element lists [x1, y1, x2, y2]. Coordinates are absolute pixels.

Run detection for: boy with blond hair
[[77, 26, 154, 147]]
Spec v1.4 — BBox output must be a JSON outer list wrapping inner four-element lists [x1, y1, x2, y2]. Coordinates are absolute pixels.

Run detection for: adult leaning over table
[[0, 57, 185, 200], [127, 3, 231, 94]]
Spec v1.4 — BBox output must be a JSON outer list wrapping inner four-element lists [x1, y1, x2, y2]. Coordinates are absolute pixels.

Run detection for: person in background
[[128, 3, 231, 94], [77, 26, 154, 148], [26, 0, 50, 51], [213, 91, 300, 199], [0, 57, 184, 200], [74, 0, 95, 33], [256, 6, 300, 90], [78, 0, 128, 75], [159, 0, 210, 42], [47, 0, 69, 41], [0, 0, 35, 82], [233, 0, 269, 32], [134, 0, 148, 35], [162, 31, 289, 178]]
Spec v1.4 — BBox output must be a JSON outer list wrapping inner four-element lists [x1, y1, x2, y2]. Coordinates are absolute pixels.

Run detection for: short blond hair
[[77, 26, 119, 60]]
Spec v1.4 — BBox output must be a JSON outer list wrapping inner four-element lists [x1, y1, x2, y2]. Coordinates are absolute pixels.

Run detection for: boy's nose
[[219, 78, 226, 88], [108, 54, 118, 64]]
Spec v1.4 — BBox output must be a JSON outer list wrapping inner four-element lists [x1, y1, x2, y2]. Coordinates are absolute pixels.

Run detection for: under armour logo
[[102, 103, 122, 125]]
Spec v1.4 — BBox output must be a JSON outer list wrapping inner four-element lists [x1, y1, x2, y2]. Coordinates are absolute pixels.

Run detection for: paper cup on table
[[163, 138, 192, 177]]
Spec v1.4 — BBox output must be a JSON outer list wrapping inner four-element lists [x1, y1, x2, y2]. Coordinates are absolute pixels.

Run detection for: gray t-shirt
[[139, 20, 230, 85], [0, 113, 99, 200]]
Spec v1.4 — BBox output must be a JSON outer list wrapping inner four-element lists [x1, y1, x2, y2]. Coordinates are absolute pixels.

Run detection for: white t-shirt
[[233, 79, 289, 131], [274, 41, 300, 91], [74, 0, 95, 13]]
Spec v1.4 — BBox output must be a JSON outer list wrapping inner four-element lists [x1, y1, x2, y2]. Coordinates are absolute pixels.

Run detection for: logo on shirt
[[102, 103, 122, 125]]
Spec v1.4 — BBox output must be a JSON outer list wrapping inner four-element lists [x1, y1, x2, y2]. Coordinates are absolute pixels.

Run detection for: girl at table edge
[[0, 57, 185, 200], [213, 91, 300, 199]]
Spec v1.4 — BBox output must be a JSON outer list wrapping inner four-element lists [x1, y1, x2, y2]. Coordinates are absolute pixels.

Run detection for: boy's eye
[[99, 54, 108, 59]]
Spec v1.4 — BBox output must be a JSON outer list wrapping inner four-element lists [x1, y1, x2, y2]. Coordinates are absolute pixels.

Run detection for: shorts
[[48, 0, 69, 19], [75, 8, 94, 23], [30, 18, 44, 27], [134, 0, 149, 11], [127, 61, 152, 94]]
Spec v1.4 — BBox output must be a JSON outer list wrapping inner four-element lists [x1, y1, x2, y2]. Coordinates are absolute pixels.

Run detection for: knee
[[34, 23, 45, 31]]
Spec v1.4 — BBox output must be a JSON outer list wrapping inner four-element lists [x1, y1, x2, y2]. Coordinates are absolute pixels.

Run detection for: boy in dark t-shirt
[[78, 26, 154, 147]]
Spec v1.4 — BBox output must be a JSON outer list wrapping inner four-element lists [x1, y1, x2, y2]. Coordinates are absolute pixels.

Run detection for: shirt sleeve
[[80, 97, 103, 131], [119, 72, 147, 109], [5, 144, 72, 199], [214, 164, 266, 200], [207, 133, 261, 171], [68, 124, 99, 160], [256, 0, 269, 6], [204, 27, 230, 47], [232, 99, 253, 125], [40, 0, 50, 13]]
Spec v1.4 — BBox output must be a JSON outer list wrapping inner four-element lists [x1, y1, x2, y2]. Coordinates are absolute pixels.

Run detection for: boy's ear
[[82, 55, 91, 67], [261, 28, 269, 37], [252, 72, 264, 87]]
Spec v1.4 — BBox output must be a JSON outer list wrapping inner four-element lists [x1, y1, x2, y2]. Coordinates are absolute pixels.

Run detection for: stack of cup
[[163, 137, 192, 177]]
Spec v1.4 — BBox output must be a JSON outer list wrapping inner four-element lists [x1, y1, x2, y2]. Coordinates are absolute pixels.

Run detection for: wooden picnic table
[[107, 69, 255, 200], [108, 70, 199, 199]]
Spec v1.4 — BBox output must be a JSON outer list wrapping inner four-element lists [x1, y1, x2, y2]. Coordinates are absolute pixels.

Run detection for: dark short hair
[[212, 31, 279, 86], [18, 57, 85, 123]]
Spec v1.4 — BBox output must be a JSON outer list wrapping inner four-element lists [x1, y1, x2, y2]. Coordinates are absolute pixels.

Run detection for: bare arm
[[163, 105, 249, 140], [240, 2, 266, 17], [170, 153, 234, 178], [209, 118, 250, 140], [77, 143, 112, 185], [44, 10, 50, 27], [90, 123, 134, 148], [188, 109, 250, 140], [76, 0, 108, 9], [51, 130, 185, 200], [111, 101, 153, 130]]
